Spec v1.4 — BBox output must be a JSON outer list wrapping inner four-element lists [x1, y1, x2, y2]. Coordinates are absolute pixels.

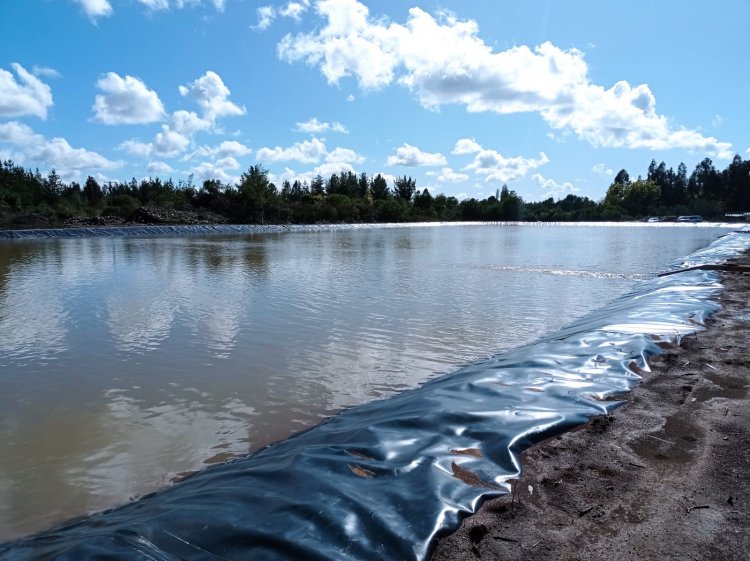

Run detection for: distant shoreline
[[0, 218, 744, 240]]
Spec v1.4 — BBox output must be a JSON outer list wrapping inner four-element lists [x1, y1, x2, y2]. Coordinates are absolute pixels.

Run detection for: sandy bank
[[432, 253, 750, 560]]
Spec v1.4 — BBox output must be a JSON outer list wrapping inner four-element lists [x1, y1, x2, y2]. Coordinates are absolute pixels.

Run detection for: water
[[0, 223, 730, 540]]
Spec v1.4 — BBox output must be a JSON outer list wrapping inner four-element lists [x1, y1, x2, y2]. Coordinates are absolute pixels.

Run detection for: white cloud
[[255, 1, 311, 29], [465, 149, 549, 183], [93, 73, 165, 125], [0, 63, 53, 119], [170, 110, 211, 136], [75, 0, 112, 20], [147, 161, 174, 174], [32, 66, 62, 79], [386, 143, 446, 167], [429, 166, 468, 183], [215, 156, 240, 169], [178, 71, 245, 121], [116, 72, 242, 160], [310, 161, 355, 177], [0, 121, 44, 145], [257, 137, 327, 164], [294, 117, 348, 134], [279, 1, 733, 159], [77, 0, 224, 20], [254, 5, 276, 30], [346, 94, 355, 102], [592, 163, 613, 177], [0, 121, 121, 181], [185, 140, 252, 160], [119, 126, 190, 159], [280, 1, 310, 21], [532, 173, 578, 198], [118, 139, 152, 157], [34, 139, 120, 179], [541, 80, 734, 158], [746, 147, 750, 156], [325, 146, 364, 164], [153, 126, 190, 157], [137, 0, 226, 11], [191, 162, 238, 184], [452, 138, 482, 155]]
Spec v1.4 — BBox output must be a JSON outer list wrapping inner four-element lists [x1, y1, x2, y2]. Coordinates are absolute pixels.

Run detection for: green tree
[[310, 174, 325, 196], [371, 174, 390, 200], [393, 175, 416, 201], [83, 176, 103, 206], [613, 169, 630, 186], [238, 165, 277, 222]]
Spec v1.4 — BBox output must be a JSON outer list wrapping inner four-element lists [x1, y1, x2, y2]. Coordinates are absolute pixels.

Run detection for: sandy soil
[[432, 253, 750, 561]]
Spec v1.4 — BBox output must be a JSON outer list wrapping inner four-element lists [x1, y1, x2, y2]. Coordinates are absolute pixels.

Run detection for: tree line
[[1, 154, 748, 228]]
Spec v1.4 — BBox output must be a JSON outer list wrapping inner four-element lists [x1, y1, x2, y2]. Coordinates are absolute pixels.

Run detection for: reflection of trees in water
[[0, 235, 272, 361]]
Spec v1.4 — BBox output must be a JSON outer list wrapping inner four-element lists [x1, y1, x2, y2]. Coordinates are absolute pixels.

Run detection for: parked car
[[676, 215, 703, 223]]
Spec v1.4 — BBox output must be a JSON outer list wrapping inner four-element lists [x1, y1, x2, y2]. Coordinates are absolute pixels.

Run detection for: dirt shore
[[432, 253, 750, 561]]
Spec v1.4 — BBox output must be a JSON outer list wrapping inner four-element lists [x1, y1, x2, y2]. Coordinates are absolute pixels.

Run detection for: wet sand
[[432, 252, 750, 561]]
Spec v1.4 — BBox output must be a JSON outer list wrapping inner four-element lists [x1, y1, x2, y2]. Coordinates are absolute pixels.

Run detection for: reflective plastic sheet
[[1, 230, 748, 561]]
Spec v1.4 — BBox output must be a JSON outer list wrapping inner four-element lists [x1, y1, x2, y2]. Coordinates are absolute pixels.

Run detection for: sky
[[0, 0, 748, 202]]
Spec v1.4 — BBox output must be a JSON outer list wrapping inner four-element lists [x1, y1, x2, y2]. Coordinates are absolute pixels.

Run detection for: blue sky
[[1, 0, 747, 201]]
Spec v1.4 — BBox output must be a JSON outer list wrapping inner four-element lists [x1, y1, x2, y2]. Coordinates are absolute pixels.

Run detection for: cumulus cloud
[[279, 0, 733, 158], [75, 0, 112, 20], [93, 73, 165, 125], [152, 126, 190, 157], [170, 109, 211, 136], [137, 0, 226, 12], [325, 146, 364, 164], [452, 138, 482, 155], [119, 118, 195, 159], [465, 149, 549, 183], [117, 71, 243, 159], [255, 1, 310, 29], [118, 139, 152, 157], [428, 166, 469, 183], [185, 140, 252, 160], [254, 5, 276, 30], [257, 137, 327, 164], [294, 117, 348, 134], [592, 163, 613, 177], [147, 161, 174, 174], [0, 121, 43, 145], [0, 63, 54, 119], [189, 150, 244, 184], [532, 173, 578, 198], [280, 1, 310, 21], [178, 71, 245, 121], [0, 121, 121, 181], [386, 143, 446, 167]]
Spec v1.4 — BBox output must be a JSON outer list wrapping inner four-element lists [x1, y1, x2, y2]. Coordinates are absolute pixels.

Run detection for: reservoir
[[0, 223, 732, 540]]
